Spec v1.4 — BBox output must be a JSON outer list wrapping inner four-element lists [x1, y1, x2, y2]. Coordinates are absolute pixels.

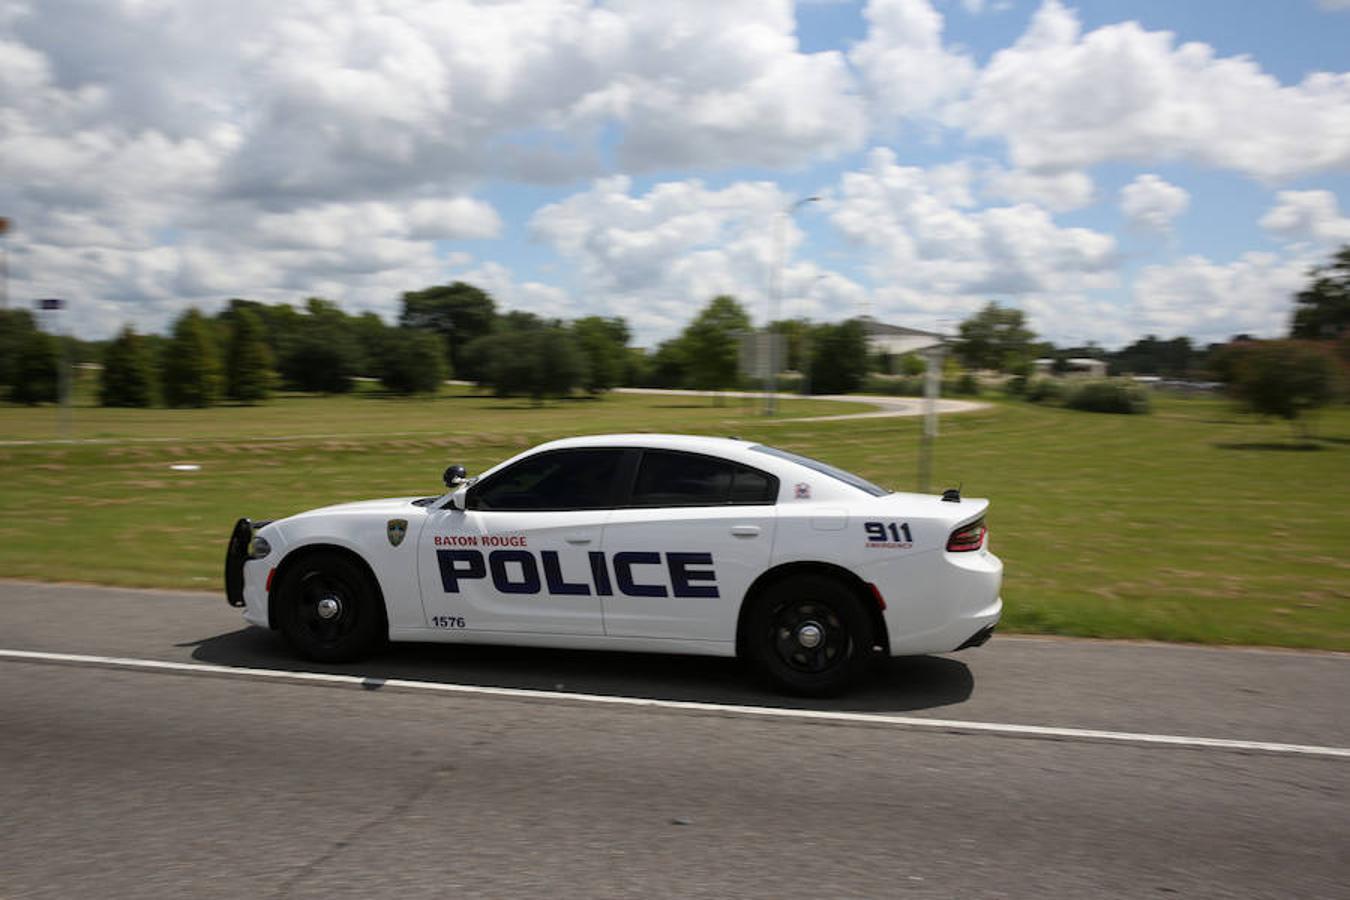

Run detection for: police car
[[225, 434, 1002, 694]]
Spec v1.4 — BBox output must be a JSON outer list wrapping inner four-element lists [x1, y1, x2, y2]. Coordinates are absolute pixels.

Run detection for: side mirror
[[443, 464, 467, 489]]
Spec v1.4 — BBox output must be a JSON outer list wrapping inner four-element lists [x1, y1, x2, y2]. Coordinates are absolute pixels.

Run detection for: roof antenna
[[941, 482, 962, 503]]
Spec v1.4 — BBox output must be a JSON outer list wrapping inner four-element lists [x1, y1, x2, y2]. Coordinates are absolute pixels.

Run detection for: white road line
[[3, 647, 1347, 760]]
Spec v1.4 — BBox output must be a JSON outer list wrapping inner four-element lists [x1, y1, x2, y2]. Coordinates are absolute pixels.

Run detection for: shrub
[[1024, 378, 1064, 405], [951, 372, 980, 396], [1064, 380, 1151, 414]]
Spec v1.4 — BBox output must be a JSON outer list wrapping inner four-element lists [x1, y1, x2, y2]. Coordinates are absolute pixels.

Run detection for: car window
[[748, 444, 890, 497], [471, 449, 626, 511], [629, 450, 777, 507]]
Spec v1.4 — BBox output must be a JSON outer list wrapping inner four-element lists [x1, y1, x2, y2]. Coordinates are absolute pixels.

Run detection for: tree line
[[954, 245, 1349, 427], [1, 245, 1345, 414]]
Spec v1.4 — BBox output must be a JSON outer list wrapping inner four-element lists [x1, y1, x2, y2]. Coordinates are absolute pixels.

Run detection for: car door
[[418, 448, 629, 636], [599, 449, 778, 642]]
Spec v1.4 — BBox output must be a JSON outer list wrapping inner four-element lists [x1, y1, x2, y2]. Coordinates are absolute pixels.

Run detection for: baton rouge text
[[435, 548, 719, 598]]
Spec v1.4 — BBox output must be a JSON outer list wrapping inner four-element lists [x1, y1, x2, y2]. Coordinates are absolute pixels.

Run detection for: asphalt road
[[2, 581, 1347, 899]]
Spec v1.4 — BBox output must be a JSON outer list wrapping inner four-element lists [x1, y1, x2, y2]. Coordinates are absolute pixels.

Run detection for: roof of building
[[858, 316, 944, 340]]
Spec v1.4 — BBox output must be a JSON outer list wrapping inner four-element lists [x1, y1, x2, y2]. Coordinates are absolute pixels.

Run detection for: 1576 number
[[431, 616, 466, 628]]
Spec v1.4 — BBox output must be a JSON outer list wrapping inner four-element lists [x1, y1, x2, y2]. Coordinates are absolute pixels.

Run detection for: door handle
[[731, 525, 760, 538], [565, 534, 593, 545]]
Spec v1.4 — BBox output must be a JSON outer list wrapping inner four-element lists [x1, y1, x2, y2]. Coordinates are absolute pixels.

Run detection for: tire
[[743, 574, 875, 696], [275, 550, 385, 663]]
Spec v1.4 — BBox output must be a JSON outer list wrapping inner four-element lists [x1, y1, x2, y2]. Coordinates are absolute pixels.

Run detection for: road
[[2, 580, 1347, 899]]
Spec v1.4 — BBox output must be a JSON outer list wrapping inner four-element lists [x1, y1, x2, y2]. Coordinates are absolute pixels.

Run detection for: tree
[[351, 312, 397, 378], [956, 302, 1036, 372], [468, 325, 583, 402], [769, 318, 812, 372], [1226, 341, 1338, 436], [100, 327, 156, 407], [399, 282, 497, 380], [1109, 335, 1194, 377], [571, 316, 630, 394], [11, 330, 60, 405], [277, 298, 361, 393], [645, 339, 688, 388], [681, 295, 752, 395], [0, 309, 39, 397], [1291, 245, 1350, 340], [808, 319, 870, 394], [377, 328, 447, 394], [224, 307, 274, 403], [162, 308, 223, 407]]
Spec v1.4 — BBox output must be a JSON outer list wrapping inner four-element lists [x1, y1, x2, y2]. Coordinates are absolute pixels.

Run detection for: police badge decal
[[387, 519, 408, 547]]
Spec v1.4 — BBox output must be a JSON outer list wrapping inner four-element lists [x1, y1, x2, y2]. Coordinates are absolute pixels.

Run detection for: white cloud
[[1132, 252, 1308, 342], [1260, 191, 1350, 245], [829, 148, 1117, 306], [984, 166, 1095, 212], [530, 176, 864, 343], [1120, 174, 1190, 233], [1316, 0, 1350, 10], [959, 0, 1350, 180], [0, 0, 868, 337], [850, 0, 977, 119]]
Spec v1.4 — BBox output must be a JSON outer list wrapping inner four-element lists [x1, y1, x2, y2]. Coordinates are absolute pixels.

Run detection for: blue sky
[[3, 0, 1349, 348]]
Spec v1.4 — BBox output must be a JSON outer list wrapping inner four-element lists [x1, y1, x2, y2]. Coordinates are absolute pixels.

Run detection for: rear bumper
[[955, 621, 997, 650]]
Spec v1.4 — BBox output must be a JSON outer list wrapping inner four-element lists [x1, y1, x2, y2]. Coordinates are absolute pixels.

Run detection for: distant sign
[[36, 298, 65, 310], [0, 216, 10, 235]]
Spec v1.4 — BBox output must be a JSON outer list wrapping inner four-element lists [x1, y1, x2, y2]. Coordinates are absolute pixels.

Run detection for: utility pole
[[917, 340, 945, 493]]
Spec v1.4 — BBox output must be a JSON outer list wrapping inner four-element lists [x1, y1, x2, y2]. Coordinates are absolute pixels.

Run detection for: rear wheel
[[744, 574, 875, 696], [275, 550, 385, 663]]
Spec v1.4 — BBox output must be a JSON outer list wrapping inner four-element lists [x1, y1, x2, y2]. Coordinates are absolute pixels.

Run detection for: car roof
[[531, 433, 754, 454]]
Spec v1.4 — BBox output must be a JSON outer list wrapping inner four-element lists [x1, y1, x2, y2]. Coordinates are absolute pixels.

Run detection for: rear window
[[630, 450, 777, 506], [749, 445, 890, 497]]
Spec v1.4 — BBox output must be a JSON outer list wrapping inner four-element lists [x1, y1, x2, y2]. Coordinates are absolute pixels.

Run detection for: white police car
[[226, 434, 1002, 694]]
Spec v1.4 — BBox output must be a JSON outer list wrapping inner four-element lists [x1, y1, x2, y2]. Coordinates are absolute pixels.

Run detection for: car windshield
[[748, 445, 890, 497]]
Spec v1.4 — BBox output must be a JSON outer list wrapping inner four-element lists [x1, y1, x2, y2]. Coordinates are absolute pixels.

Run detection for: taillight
[[946, 518, 986, 552]]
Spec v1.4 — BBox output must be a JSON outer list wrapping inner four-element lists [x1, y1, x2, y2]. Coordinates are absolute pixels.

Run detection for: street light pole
[[765, 195, 819, 415]]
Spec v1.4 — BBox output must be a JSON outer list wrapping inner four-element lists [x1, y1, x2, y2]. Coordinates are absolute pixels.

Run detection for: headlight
[[248, 533, 272, 559]]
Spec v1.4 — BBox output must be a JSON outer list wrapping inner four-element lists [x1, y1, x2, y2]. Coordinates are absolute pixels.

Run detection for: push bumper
[[224, 518, 252, 608]]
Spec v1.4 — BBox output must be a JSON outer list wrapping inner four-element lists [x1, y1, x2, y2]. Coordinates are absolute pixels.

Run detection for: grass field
[[2, 383, 1346, 650]]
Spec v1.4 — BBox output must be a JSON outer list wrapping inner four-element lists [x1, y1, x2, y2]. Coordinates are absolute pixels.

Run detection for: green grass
[[1, 385, 1346, 650]]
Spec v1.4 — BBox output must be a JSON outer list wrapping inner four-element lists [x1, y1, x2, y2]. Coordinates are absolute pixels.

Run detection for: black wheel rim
[[296, 570, 360, 645], [769, 599, 850, 674]]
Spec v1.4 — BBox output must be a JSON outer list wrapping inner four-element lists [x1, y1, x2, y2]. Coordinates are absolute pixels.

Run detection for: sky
[[2, 0, 1349, 349]]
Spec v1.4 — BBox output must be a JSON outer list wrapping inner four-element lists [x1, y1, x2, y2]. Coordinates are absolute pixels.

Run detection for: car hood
[[284, 496, 432, 522]]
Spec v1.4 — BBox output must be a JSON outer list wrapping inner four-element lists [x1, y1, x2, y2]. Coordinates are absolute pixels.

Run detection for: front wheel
[[275, 550, 385, 663], [743, 574, 875, 696]]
